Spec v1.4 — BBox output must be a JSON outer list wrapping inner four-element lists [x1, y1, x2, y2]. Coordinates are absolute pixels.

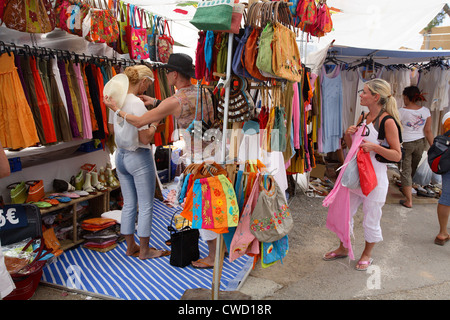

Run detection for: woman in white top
[[324, 79, 402, 270], [399, 86, 434, 208], [107, 65, 168, 260]]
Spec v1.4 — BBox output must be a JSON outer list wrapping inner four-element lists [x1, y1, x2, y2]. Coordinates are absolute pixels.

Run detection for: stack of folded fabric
[[81, 218, 119, 252]]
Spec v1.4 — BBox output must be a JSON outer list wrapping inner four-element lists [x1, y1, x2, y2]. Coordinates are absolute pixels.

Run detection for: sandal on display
[[91, 171, 107, 191], [83, 172, 95, 193], [30, 201, 52, 208], [49, 195, 72, 203]]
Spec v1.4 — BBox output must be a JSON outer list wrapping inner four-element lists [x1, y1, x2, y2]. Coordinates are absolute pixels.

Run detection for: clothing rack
[[0, 41, 177, 71]]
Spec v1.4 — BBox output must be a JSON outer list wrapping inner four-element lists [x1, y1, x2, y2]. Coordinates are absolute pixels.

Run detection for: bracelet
[[115, 109, 121, 117], [150, 124, 158, 131]]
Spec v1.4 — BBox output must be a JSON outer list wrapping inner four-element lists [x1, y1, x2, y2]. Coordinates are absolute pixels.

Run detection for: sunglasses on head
[[165, 68, 175, 74]]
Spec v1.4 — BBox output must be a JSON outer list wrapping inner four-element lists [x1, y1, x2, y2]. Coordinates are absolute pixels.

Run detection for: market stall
[[0, 0, 314, 300]]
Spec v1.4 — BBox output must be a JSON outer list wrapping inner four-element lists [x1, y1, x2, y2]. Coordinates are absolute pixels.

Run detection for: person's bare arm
[[104, 95, 181, 128], [423, 116, 433, 146], [0, 141, 10, 178]]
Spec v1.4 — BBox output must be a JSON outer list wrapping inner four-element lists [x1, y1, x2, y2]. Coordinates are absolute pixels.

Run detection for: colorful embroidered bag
[[3, 0, 55, 33], [190, 0, 234, 31], [116, 1, 129, 54], [125, 6, 149, 60], [156, 19, 174, 63], [83, 0, 119, 44], [250, 175, 293, 243]]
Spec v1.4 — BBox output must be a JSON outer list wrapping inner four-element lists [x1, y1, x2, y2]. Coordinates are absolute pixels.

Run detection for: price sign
[[0, 205, 28, 231]]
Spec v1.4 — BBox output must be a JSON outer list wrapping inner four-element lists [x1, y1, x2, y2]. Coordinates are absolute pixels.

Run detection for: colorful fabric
[[181, 174, 239, 233]]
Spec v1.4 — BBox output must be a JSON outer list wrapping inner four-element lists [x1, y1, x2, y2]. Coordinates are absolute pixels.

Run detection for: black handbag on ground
[[167, 213, 199, 268]]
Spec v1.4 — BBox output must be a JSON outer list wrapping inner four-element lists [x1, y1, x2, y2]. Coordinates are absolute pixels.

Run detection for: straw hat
[[103, 74, 129, 109]]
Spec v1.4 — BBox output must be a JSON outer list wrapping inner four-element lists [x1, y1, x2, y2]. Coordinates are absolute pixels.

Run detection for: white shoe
[[83, 172, 95, 192]]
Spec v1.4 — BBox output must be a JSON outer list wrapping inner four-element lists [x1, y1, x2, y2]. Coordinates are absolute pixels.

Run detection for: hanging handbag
[[243, 3, 268, 81], [7, 182, 28, 204], [146, 13, 157, 61], [156, 19, 174, 63], [83, 0, 119, 44], [255, 2, 284, 80], [250, 175, 293, 243], [190, 0, 234, 31], [168, 213, 199, 268], [271, 2, 303, 82], [261, 235, 289, 268], [116, 0, 129, 54], [3, 0, 55, 33], [229, 173, 261, 263], [218, 75, 255, 123], [356, 148, 378, 196], [25, 180, 45, 203], [126, 6, 149, 60], [216, 2, 245, 34]]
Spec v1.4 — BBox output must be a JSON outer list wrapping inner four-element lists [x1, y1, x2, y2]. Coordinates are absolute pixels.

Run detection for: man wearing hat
[[104, 53, 217, 268]]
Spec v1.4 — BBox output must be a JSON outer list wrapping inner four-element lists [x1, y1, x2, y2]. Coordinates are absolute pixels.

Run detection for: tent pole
[[212, 32, 234, 301]]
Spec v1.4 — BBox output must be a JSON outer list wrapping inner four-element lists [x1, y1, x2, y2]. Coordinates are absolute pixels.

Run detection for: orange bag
[[26, 180, 45, 203]]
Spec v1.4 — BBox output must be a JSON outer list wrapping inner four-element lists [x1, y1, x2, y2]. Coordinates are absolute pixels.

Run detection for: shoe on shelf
[[83, 172, 95, 193], [107, 168, 120, 188], [91, 171, 107, 191], [75, 170, 85, 190]]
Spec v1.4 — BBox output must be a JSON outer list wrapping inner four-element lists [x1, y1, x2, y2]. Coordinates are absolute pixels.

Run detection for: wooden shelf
[[39, 187, 120, 250]]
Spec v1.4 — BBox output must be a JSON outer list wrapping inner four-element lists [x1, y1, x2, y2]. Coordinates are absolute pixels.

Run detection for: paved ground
[[28, 175, 450, 301]]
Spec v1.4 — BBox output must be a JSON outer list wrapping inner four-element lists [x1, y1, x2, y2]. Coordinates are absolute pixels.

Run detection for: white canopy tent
[[1, 0, 449, 60]]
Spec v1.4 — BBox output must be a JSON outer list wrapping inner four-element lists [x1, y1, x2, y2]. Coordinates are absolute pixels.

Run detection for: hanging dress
[[73, 62, 93, 139], [0, 52, 39, 149], [320, 64, 343, 154], [20, 55, 46, 144], [30, 55, 57, 144], [47, 58, 72, 142], [57, 59, 80, 138]]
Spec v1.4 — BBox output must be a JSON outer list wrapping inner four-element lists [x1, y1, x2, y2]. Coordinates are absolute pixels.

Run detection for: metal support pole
[[212, 32, 234, 301]]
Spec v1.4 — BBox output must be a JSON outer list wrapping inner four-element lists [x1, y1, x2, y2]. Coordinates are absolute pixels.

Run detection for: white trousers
[[349, 192, 385, 243]]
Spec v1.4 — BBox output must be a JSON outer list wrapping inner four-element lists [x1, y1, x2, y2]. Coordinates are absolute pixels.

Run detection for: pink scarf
[[322, 125, 366, 260]]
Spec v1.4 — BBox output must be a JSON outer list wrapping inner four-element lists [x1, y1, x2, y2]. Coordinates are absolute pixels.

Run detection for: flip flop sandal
[[434, 235, 450, 246], [191, 259, 214, 269], [61, 192, 80, 199], [42, 198, 60, 206], [323, 252, 348, 261], [30, 201, 53, 208], [49, 195, 72, 203], [355, 258, 373, 271], [399, 200, 412, 208]]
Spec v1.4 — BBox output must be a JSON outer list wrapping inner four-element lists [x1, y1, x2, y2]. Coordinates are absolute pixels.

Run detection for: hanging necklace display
[[217, 75, 255, 122], [186, 84, 212, 139]]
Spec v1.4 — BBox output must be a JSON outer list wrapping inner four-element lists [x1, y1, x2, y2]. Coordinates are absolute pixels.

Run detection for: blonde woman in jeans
[[107, 65, 167, 260], [398, 86, 433, 208]]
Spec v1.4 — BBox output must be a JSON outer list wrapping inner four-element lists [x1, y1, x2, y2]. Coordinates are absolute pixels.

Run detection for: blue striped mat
[[41, 196, 253, 300]]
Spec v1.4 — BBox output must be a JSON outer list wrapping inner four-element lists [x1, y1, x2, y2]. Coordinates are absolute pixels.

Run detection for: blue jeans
[[115, 148, 156, 238]]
